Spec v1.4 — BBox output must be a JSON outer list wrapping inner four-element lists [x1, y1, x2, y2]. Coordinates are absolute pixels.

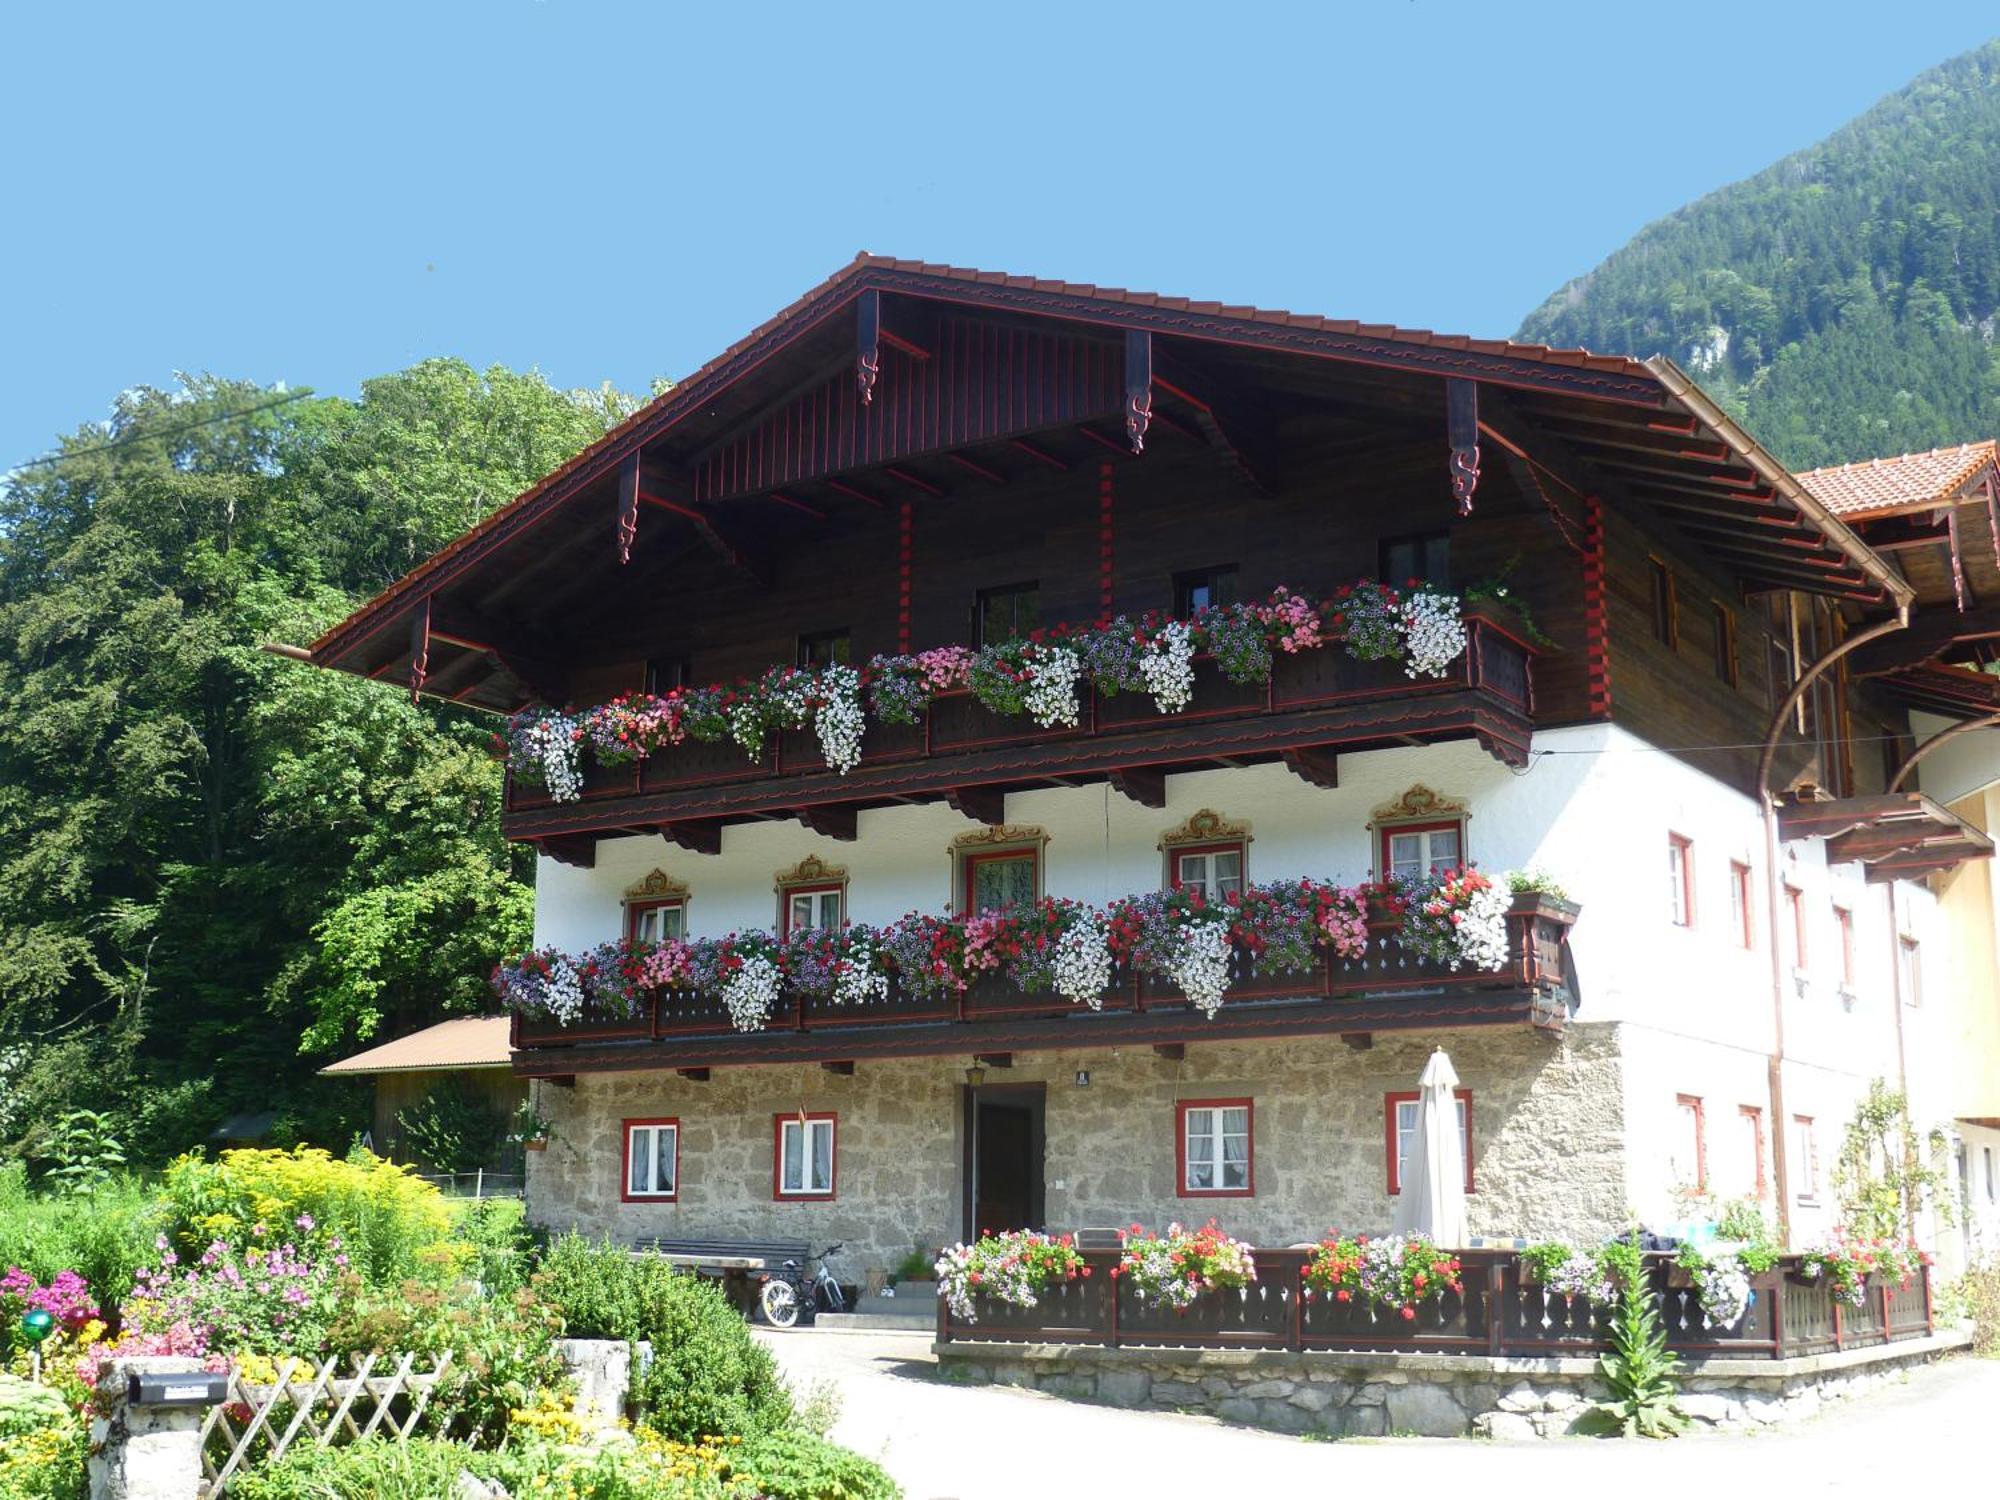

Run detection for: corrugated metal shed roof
[[319, 1016, 514, 1075]]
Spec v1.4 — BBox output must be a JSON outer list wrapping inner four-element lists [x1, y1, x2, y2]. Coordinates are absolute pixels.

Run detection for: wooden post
[[616, 452, 640, 564], [1123, 330, 1152, 453], [1770, 1270, 1788, 1359], [1487, 1258, 1507, 1357], [1446, 377, 1480, 514]]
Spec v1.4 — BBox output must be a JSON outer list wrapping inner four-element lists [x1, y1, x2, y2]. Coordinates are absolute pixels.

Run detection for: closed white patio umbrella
[[1391, 1048, 1467, 1247]]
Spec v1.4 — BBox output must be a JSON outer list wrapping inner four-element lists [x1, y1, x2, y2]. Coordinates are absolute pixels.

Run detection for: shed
[[319, 1016, 524, 1168]]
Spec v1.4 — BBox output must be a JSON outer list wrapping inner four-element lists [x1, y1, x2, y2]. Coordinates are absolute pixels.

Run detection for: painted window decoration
[[1172, 843, 1246, 904], [1386, 1090, 1474, 1195], [1729, 861, 1754, 949], [1792, 1114, 1819, 1203], [1673, 1094, 1706, 1192], [623, 1119, 679, 1202], [964, 847, 1038, 915], [775, 1112, 836, 1199], [1667, 834, 1694, 928], [1178, 1099, 1253, 1197], [1739, 1105, 1767, 1199], [775, 855, 849, 938]]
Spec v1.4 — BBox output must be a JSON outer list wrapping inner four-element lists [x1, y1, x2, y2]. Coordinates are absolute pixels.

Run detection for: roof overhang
[[1778, 790, 1995, 883], [292, 257, 1912, 712]]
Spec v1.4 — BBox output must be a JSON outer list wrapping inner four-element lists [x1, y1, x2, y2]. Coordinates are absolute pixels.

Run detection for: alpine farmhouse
[[302, 257, 2000, 1282]]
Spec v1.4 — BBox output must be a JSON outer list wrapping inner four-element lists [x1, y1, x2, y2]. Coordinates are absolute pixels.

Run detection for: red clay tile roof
[[307, 254, 1658, 662], [319, 1016, 513, 1075], [1795, 441, 1998, 518]]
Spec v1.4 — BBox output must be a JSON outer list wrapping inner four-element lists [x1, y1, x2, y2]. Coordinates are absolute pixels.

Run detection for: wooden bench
[[635, 1237, 812, 1308]]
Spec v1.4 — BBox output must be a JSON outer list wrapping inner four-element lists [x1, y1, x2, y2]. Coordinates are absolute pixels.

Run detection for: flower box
[[1509, 890, 1579, 925]]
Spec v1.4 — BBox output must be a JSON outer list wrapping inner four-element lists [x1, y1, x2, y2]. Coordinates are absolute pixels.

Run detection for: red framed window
[[622, 1118, 679, 1202], [1667, 834, 1694, 927], [1729, 861, 1754, 949], [1792, 1114, 1819, 1202], [1380, 821, 1464, 882], [627, 898, 686, 944], [780, 883, 844, 937], [1739, 1105, 1767, 1199], [1171, 843, 1246, 903], [1785, 885, 1807, 970], [1834, 906, 1855, 988], [773, 1112, 837, 1200], [1899, 936, 1923, 1007], [1385, 1090, 1474, 1195], [1673, 1094, 1707, 1192], [963, 846, 1038, 915], [1177, 1099, 1253, 1197]]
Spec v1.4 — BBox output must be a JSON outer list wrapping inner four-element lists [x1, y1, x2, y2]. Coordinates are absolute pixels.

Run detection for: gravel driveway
[[758, 1328, 1999, 1499]]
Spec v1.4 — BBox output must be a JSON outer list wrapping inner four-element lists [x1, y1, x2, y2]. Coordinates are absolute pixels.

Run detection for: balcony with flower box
[[505, 888, 1577, 1075], [500, 601, 1537, 858]]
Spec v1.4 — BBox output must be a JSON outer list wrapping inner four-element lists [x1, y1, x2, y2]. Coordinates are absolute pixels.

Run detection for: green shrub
[[0, 1422, 87, 1500], [535, 1233, 793, 1441], [230, 1434, 743, 1500], [449, 1196, 535, 1295], [732, 1430, 901, 1500], [159, 1146, 454, 1286], [0, 1376, 70, 1443], [0, 1164, 161, 1317]]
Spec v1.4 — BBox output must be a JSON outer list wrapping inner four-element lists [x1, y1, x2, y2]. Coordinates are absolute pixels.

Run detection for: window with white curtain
[[1179, 1100, 1252, 1196]]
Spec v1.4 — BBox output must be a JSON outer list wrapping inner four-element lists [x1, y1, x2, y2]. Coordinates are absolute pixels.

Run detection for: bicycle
[[757, 1241, 847, 1328]]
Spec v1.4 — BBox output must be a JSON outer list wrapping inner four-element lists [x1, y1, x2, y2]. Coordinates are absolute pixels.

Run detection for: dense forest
[[1518, 39, 2000, 469], [0, 366, 643, 1164]]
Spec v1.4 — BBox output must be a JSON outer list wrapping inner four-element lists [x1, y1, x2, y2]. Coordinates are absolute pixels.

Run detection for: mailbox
[[127, 1371, 229, 1408]]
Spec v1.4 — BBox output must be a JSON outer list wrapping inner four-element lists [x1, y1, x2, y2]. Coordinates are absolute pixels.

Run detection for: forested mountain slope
[[1518, 40, 2000, 468]]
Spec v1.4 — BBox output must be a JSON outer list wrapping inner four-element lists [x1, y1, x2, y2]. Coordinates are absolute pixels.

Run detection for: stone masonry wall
[[525, 1022, 1628, 1278], [935, 1335, 1967, 1439]]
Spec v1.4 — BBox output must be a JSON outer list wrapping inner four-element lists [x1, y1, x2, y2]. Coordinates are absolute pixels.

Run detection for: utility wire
[[7, 388, 313, 474]]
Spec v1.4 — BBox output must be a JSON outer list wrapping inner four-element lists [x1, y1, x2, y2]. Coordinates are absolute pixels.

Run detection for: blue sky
[[4, 1, 1996, 467]]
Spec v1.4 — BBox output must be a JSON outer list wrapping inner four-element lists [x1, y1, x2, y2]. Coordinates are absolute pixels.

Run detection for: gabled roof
[[319, 1016, 514, 1075], [300, 254, 1910, 701], [1795, 441, 1998, 518]]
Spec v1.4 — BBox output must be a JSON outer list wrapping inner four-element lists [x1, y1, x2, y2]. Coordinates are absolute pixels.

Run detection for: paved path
[[758, 1328, 2000, 1499]]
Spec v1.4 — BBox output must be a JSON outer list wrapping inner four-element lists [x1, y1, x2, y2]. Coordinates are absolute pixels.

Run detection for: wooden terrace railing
[[504, 608, 1535, 821], [934, 1248, 1935, 1363], [509, 893, 1576, 1053]]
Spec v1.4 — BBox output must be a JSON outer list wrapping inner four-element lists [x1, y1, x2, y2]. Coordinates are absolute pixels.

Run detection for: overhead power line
[[7, 388, 313, 475]]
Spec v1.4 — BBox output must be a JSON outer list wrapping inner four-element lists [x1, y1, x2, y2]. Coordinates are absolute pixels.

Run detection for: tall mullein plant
[[1589, 1235, 1686, 1438]]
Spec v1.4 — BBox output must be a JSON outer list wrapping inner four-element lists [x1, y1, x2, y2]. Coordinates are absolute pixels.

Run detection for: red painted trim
[[625, 897, 686, 942], [1176, 1097, 1255, 1198], [773, 1111, 838, 1200], [1791, 1113, 1819, 1202], [897, 500, 913, 653], [779, 881, 846, 937], [1385, 1088, 1475, 1195], [1784, 885, 1808, 969], [1668, 833, 1694, 928], [1169, 841, 1248, 895], [1740, 1104, 1767, 1199], [1730, 861, 1755, 949], [621, 1117, 680, 1203], [1833, 905, 1855, 987], [1098, 460, 1115, 619], [1377, 819, 1465, 881], [962, 845, 1040, 915], [1582, 495, 1612, 719], [1676, 1094, 1708, 1193]]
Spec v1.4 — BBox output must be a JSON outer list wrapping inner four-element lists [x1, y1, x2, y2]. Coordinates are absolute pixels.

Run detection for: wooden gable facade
[[304, 255, 1940, 871]]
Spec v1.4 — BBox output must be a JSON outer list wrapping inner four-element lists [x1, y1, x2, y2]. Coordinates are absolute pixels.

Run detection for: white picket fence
[[197, 1351, 453, 1496]]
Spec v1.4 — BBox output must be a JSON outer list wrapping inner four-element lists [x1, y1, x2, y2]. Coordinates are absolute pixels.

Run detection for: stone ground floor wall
[[931, 1332, 1971, 1438], [525, 1022, 1628, 1279]]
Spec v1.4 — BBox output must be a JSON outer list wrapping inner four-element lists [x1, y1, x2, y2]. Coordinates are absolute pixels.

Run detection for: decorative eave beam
[[616, 452, 640, 565], [658, 821, 724, 856], [1850, 602, 2000, 676], [1109, 767, 1167, 808], [1281, 748, 1340, 789], [539, 835, 595, 869], [1446, 378, 1480, 514], [432, 604, 570, 707], [408, 595, 432, 703], [1857, 516, 1952, 552], [1124, 329, 1153, 454], [1863, 837, 1994, 883], [1946, 501, 1974, 611], [795, 805, 859, 841], [855, 288, 881, 406], [1153, 364, 1278, 495], [637, 484, 773, 590], [946, 786, 1007, 826]]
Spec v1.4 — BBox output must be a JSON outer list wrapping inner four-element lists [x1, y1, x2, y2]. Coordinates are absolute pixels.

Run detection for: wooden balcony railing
[[503, 608, 1536, 837], [935, 1248, 1935, 1363], [508, 893, 1576, 1060]]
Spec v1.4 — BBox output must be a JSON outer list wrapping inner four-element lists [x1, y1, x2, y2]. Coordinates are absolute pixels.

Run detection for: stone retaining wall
[[933, 1330, 1969, 1438]]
